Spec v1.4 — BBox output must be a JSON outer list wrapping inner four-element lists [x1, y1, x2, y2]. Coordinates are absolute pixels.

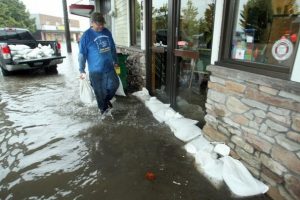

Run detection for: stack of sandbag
[[133, 87, 269, 198], [8, 44, 54, 61]]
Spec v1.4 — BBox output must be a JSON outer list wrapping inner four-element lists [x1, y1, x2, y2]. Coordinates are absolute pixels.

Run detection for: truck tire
[[1, 67, 13, 76], [45, 65, 58, 74]]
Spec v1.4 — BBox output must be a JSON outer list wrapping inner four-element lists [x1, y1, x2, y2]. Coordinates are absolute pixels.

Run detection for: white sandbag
[[24, 48, 42, 59], [195, 150, 223, 182], [173, 124, 201, 142], [165, 117, 198, 132], [41, 48, 54, 57], [185, 136, 214, 155], [79, 78, 94, 104], [221, 156, 269, 197], [17, 48, 32, 55], [145, 100, 170, 113], [8, 44, 30, 51], [132, 87, 150, 102], [148, 97, 162, 103], [115, 76, 126, 96], [146, 97, 169, 111], [132, 87, 149, 96], [152, 107, 181, 123], [153, 107, 170, 123], [40, 44, 51, 50], [165, 109, 182, 119], [214, 143, 230, 156], [8, 45, 17, 51], [12, 55, 24, 61]]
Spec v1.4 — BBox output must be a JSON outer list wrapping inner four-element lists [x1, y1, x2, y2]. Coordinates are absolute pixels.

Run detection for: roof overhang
[[69, 4, 94, 18]]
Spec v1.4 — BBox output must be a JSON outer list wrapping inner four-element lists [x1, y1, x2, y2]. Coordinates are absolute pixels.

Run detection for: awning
[[69, 4, 94, 18]]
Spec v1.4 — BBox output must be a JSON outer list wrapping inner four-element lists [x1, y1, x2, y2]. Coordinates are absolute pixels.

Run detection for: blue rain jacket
[[78, 27, 117, 73]]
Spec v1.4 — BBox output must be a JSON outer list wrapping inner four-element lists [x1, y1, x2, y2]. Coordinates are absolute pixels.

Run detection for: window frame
[[129, 0, 137, 46], [129, 0, 141, 47], [216, 0, 299, 80]]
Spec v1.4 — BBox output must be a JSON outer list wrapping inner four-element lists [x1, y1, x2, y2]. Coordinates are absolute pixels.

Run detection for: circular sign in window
[[272, 38, 294, 61]]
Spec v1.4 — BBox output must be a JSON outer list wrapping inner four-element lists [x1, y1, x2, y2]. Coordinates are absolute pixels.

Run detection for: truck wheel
[[45, 65, 58, 74], [1, 67, 13, 76]]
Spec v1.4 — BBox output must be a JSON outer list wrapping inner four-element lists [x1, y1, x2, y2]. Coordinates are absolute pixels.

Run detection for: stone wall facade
[[204, 65, 300, 200], [117, 46, 146, 93]]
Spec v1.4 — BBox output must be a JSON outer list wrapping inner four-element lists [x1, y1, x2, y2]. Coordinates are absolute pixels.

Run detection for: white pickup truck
[[0, 28, 65, 76]]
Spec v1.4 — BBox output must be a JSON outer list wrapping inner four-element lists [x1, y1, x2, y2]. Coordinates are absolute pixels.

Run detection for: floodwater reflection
[[0, 43, 98, 199]]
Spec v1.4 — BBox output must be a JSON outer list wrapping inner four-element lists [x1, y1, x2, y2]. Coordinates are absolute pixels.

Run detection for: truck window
[[0, 29, 35, 41]]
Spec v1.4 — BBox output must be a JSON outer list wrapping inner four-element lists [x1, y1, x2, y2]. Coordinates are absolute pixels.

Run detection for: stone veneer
[[116, 46, 146, 93], [204, 65, 300, 200]]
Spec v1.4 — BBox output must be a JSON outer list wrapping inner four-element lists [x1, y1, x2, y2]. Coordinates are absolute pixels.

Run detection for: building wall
[[69, 19, 80, 28], [204, 64, 300, 200], [31, 14, 81, 42], [114, 0, 129, 46], [39, 14, 62, 25], [117, 46, 146, 93], [31, 14, 42, 30]]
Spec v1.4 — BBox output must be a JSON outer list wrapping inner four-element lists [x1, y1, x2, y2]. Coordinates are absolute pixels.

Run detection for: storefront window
[[175, 0, 215, 127], [230, 0, 300, 69]]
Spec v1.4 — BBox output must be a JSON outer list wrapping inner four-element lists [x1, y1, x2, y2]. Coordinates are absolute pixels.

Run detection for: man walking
[[79, 12, 119, 116]]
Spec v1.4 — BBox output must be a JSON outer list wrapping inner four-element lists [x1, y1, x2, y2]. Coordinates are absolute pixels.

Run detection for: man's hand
[[80, 73, 86, 79]]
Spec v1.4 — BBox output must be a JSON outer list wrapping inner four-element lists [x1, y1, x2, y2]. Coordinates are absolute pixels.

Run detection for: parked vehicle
[[0, 28, 65, 76]]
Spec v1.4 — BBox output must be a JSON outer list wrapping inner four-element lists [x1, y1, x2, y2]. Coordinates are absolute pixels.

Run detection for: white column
[[95, 0, 100, 12], [210, 0, 224, 64], [291, 45, 300, 82], [111, 0, 115, 38]]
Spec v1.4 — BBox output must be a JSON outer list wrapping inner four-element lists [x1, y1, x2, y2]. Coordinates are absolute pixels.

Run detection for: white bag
[[115, 76, 126, 96], [79, 78, 94, 104], [221, 156, 269, 197], [132, 87, 150, 102]]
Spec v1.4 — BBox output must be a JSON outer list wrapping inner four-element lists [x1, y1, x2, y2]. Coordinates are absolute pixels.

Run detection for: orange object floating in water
[[145, 171, 156, 181]]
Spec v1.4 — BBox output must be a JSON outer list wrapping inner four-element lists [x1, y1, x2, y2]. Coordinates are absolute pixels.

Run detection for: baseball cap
[[91, 12, 106, 24]]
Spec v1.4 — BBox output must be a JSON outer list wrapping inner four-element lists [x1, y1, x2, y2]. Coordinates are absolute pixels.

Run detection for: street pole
[[62, 0, 72, 53]]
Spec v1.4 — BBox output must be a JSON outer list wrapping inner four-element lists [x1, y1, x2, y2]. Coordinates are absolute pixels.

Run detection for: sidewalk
[[83, 94, 270, 200]]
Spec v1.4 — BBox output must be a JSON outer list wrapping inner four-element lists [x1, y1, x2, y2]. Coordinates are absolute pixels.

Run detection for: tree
[[283, 0, 298, 15], [135, 0, 141, 33], [0, 0, 36, 32], [240, 0, 273, 42], [152, 3, 168, 30], [199, 3, 215, 47], [181, 0, 199, 40], [180, 1, 214, 48]]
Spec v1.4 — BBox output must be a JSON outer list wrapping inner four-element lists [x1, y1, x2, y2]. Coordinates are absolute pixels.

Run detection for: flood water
[[0, 43, 271, 200]]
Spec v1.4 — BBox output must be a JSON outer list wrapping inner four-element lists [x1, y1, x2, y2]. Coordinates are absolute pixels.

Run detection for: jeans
[[89, 70, 119, 113]]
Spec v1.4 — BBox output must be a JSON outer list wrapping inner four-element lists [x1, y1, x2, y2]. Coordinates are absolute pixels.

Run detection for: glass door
[[174, 0, 215, 127], [150, 0, 169, 103]]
